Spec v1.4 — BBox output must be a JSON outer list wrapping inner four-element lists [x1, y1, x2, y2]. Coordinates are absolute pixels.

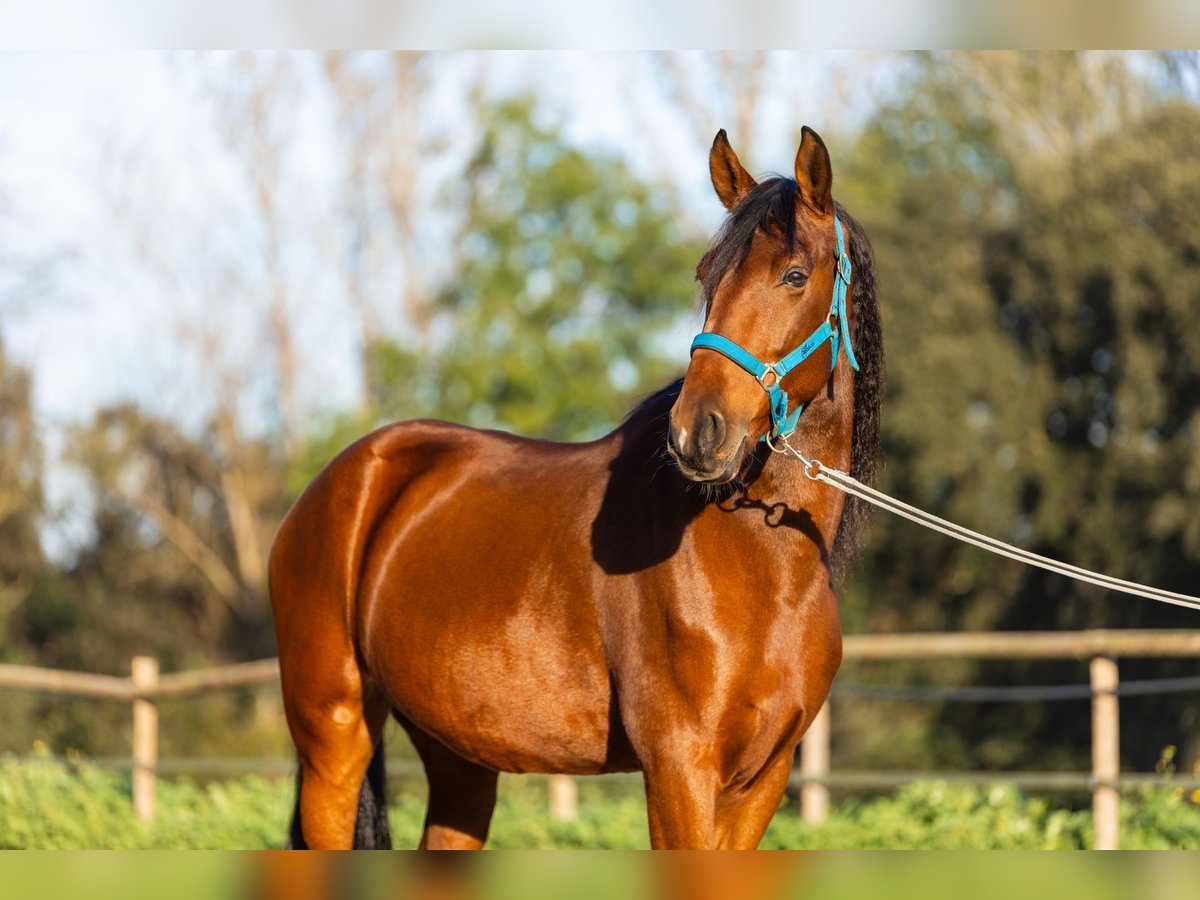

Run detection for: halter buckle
[[836, 251, 852, 283], [757, 366, 780, 388]]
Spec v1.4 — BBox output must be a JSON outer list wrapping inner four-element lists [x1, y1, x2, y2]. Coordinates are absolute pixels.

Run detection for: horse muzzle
[[666, 409, 745, 484]]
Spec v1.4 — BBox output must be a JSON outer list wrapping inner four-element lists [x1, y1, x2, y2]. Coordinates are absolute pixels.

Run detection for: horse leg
[[399, 717, 499, 850], [287, 668, 392, 849], [642, 750, 722, 848], [713, 756, 795, 849], [643, 749, 795, 849]]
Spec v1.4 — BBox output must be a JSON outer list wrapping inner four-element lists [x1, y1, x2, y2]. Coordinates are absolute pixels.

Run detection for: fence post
[[131, 656, 159, 822], [801, 699, 831, 824], [1090, 655, 1119, 850], [548, 774, 578, 821]]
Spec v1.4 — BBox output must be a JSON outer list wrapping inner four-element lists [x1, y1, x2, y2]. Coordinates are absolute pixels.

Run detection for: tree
[[833, 57, 1200, 773], [320, 52, 437, 361], [0, 337, 44, 638], [994, 104, 1200, 600], [64, 403, 287, 656], [365, 95, 706, 442]]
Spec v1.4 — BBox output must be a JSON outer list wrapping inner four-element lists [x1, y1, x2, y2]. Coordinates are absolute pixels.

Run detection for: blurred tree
[[362, 95, 705, 442], [321, 52, 438, 359], [193, 52, 307, 458], [995, 103, 1200, 608], [833, 55, 1200, 773], [981, 104, 1200, 767], [60, 404, 287, 659], [0, 337, 44, 636], [830, 58, 1048, 772], [930, 51, 1152, 163], [648, 51, 771, 164]]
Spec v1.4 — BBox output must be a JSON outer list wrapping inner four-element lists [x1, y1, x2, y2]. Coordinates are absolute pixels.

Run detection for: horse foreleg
[[642, 751, 722, 849], [644, 749, 795, 849], [713, 755, 794, 849]]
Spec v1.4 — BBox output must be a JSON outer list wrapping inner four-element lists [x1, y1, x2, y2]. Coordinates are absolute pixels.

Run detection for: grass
[[2, 755, 1199, 849]]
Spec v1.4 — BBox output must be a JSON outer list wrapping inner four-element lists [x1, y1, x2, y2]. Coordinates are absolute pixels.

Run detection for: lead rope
[[765, 435, 1200, 613]]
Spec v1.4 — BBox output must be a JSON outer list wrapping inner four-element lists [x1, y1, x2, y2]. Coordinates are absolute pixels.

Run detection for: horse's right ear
[[709, 130, 756, 211]]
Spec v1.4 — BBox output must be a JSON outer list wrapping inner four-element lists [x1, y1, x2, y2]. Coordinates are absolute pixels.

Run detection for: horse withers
[[269, 126, 883, 849]]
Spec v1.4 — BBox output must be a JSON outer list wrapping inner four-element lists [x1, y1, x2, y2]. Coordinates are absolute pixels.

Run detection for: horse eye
[[783, 269, 808, 288]]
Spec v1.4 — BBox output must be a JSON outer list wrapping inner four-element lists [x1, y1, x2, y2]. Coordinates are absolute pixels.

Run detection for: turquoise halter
[[689, 215, 859, 441]]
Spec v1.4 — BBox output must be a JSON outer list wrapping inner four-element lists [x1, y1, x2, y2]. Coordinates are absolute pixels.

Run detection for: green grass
[[2, 756, 1199, 849]]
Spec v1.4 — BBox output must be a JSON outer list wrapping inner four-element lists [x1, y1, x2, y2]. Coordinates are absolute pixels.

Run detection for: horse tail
[[352, 742, 392, 848], [285, 742, 391, 849]]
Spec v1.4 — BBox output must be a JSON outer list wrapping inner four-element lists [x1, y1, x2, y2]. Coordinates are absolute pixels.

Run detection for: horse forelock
[[697, 177, 799, 309]]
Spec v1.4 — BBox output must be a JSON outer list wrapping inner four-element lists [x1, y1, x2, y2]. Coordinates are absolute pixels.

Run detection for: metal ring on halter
[[836, 252, 852, 283], [764, 433, 824, 479], [756, 366, 779, 388]]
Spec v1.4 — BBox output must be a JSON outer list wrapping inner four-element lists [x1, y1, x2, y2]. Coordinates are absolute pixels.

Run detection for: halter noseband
[[689, 215, 859, 441]]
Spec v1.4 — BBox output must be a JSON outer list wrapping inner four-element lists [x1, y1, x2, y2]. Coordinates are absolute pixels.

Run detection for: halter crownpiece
[[689, 215, 859, 441]]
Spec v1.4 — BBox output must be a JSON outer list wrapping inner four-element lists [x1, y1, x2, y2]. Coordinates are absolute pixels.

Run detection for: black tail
[[286, 742, 392, 849]]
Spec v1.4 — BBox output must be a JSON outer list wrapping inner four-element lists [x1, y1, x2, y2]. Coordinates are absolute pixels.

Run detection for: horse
[[269, 125, 883, 849]]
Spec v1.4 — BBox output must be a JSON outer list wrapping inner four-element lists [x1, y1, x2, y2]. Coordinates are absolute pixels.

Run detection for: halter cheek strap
[[689, 215, 859, 441]]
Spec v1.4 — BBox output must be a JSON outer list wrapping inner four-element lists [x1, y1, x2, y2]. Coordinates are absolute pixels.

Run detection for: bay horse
[[269, 126, 883, 849]]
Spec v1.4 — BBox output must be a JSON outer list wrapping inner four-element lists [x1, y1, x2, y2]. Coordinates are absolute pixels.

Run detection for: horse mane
[[634, 178, 883, 577], [830, 200, 883, 576]]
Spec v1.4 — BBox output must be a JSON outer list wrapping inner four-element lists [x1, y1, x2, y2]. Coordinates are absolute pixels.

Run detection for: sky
[[0, 53, 250, 430], [0, 52, 886, 428], [0, 51, 892, 557]]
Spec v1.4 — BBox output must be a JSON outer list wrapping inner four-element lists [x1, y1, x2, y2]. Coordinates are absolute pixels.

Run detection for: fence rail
[[2, 628, 1198, 849]]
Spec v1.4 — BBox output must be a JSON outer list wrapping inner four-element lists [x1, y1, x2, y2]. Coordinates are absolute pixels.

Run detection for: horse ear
[[794, 126, 833, 215], [709, 129, 757, 211]]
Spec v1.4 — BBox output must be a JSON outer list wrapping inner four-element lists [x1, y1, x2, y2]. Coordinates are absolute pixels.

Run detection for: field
[[2, 756, 1199, 849]]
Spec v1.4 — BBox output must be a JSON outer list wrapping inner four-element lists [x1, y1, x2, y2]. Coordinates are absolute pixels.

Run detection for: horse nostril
[[699, 411, 725, 456]]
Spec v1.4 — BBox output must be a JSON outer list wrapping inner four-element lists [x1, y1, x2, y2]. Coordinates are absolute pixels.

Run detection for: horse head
[[668, 126, 857, 484]]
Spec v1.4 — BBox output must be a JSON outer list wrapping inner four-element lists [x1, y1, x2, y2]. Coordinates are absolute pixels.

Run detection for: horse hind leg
[[397, 715, 499, 850], [283, 663, 393, 849]]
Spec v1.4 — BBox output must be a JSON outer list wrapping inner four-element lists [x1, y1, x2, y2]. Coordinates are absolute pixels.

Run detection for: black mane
[[832, 199, 883, 575], [629, 177, 884, 577]]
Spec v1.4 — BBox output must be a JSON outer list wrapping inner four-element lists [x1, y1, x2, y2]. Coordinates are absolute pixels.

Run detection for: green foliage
[[366, 96, 705, 440], [5, 758, 1200, 849], [0, 757, 290, 849], [767, 783, 1092, 850], [0, 337, 46, 647], [835, 68, 1200, 776], [999, 104, 1200, 576]]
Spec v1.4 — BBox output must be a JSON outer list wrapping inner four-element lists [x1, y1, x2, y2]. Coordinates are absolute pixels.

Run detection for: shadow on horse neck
[[591, 378, 830, 576]]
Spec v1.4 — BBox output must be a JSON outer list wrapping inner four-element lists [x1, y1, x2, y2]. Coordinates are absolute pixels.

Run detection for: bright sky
[[0, 52, 884, 425], [0, 51, 888, 556], [0, 53, 222, 425]]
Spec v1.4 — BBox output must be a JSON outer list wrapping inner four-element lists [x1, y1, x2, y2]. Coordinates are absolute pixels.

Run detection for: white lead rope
[[766, 437, 1200, 613]]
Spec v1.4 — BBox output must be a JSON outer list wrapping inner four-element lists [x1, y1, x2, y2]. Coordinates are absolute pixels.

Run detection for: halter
[[689, 215, 859, 441]]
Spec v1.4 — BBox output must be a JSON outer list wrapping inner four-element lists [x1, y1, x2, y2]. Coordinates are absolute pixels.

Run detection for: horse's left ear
[[794, 126, 833, 216]]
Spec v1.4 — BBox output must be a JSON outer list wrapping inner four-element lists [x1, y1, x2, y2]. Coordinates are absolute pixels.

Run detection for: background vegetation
[[3, 51, 1200, 845], [4, 757, 1199, 849]]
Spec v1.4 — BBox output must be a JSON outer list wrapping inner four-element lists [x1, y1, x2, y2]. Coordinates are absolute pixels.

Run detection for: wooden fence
[[798, 629, 1200, 850], [2, 629, 1199, 849]]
